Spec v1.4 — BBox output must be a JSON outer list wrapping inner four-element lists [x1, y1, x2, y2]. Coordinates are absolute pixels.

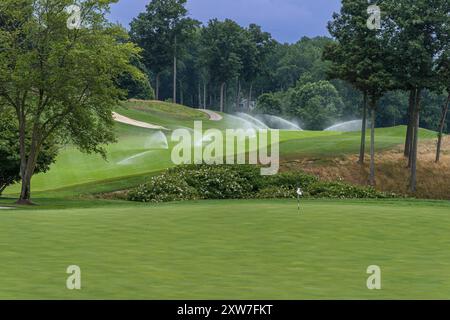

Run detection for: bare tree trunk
[[408, 89, 419, 168], [436, 94, 450, 163], [17, 138, 41, 205], [0, 184, 7, 195], [404, 89, 415, 158], [179, 80, 183, 105], [173, 36, 177, 104], [359, 91, 368, 164], [220, 82, 226, 112], [18, 173, 32, 205], [173, 56, 177, 103], [409, 89, 422, 192], [224, 83, 227, 111], [247, 83, 253, 110], [369, 100, 376, 186], [203, 82, 207, 110], [16, 105, 32, 204], [198, 83, 202, 108], [235, 79, 241, 112], [155, 72, 161, 100]]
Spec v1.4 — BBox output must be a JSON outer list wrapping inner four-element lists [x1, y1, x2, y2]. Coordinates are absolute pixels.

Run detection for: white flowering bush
[[307, 182, 394, 199], [256, 186, 298, 199], [127, 174, 199, 203], [171, 165, 261, 199], [127, 165, 398, 203]]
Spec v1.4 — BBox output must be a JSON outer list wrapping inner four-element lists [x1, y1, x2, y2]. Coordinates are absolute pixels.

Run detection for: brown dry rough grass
[[281, 136, 450, 199]]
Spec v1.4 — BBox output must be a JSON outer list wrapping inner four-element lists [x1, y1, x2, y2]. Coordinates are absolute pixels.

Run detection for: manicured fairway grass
[[3, 99, 437, 196], [3, 124, 435, 196], [1, 199, 450, 299]]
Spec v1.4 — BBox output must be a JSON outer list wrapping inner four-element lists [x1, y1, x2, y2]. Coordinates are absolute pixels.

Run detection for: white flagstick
[[296, 187, 303, 214]]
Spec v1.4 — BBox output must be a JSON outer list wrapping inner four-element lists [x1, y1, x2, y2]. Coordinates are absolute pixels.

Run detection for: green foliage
[[241, 24, 274, 84], [288, 81, 344, 130], [128, 165, 395, 203], [118, 58, 155, 100], [127, 174, 199, 203], [169, 165, 262, 199], [200, 19, 247, 86], [383, 0, 449, 92], [256, 186, 297, 199], [129, 165, 263, 202], [263, 172, 319, 189], [0, 111, 58, 195], [325, 0, 394, 102], [0, 0, 142, 200], [269, 37, 333, 90], [255, 93, 282, 115], [308, 181, 395, 199], [130, 0, 199, 77]]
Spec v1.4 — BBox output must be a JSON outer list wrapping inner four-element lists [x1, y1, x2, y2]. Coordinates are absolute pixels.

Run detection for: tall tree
[[435, 53, 450, 162], [130, 0, 198, 102], [0, 0, 141, 204], [117, 57, 155, 100], [0, 108, 57, 195], [326, 0, 394, 184], [325, 16, 370, 164], [384, 0, 449, 191], [201, 19, 246, 112], [241, 24, 274, 110], [288, 80, 345, 130]]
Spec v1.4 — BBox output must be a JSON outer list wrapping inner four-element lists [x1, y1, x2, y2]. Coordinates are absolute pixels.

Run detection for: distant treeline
[[121, 0, 449, 134]]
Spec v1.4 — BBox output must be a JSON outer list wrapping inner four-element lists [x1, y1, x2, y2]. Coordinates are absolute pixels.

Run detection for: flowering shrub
[[307, 182, 392, 199], [127, 174, 199, 203], [262, 172, 319, 189], [169, 165, 262, 199], [256, 186, 298, 199], [127, 165, 397, 203]]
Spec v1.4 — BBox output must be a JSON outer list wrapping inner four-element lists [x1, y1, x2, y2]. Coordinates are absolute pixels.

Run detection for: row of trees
[[129, 0, 274, 112], [1, 0, 448, 202], [323, 0, 449, 191], [128, 1, 449, 136], [121, 0, 450, 192]]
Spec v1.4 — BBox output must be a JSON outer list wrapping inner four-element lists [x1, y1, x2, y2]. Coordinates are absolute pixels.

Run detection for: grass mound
[[116, 100, 209, 129]]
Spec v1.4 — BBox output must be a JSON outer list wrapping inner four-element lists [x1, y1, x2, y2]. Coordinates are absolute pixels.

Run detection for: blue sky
[[109, 0, 342, 43]]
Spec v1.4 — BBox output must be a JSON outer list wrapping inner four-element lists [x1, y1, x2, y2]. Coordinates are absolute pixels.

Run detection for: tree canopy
[[0, 0, 141, 203]]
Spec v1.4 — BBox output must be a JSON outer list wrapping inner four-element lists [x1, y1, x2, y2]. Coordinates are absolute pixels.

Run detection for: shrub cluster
[[128, 165, 395, 202], [128, 164, 395, 203], [307, 182, 395, 199], [127, 174, 199, 203]]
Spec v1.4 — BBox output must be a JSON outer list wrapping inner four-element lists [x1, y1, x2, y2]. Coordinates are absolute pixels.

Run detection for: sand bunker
[[198, 109, 223, 121], [112, 112, 168, 130]]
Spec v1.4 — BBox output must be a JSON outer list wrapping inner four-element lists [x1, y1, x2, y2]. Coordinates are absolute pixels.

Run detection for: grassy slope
[[1, 101, 447, 299], [280, 126, 436, 159], [3, 100, 436, 197], [1, 199, 450, 299]]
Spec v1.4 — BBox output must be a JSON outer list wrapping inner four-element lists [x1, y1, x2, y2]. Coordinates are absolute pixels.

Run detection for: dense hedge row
[[128, 165, 396, 203]]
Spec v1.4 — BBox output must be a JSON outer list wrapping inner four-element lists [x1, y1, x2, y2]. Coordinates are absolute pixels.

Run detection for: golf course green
[[2, 101, 436, 196], [1, 100, 448, 300], [1, 199, 450, 299]]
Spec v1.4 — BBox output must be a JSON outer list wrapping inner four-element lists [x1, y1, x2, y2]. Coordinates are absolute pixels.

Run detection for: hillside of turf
[[2, 100, 441, 198]]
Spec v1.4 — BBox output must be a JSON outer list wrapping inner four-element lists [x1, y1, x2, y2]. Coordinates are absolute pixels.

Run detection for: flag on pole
[[296, 187, 303, 214]]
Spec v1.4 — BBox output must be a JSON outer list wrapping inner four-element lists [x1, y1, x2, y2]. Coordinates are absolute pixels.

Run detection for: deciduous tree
[[0, 0, 141, 204]]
